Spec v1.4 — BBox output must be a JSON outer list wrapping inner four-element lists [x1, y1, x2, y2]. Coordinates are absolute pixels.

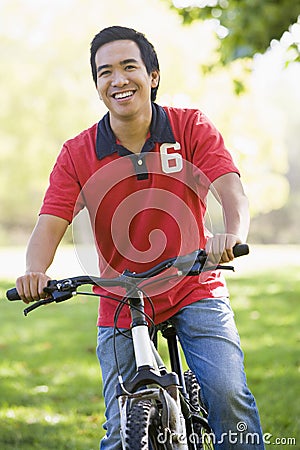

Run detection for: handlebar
[[6, 244, 249, 307]]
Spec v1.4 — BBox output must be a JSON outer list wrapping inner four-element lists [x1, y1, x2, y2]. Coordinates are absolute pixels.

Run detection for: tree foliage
[[166, 0, 300, 63]]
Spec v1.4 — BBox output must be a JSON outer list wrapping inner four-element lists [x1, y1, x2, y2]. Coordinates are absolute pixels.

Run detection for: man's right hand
[[16, 272, 51, 304]]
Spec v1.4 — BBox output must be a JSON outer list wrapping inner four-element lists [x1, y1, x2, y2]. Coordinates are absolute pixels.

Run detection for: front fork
[[117, 289, 188, 449], [130, 290, 159, 369]]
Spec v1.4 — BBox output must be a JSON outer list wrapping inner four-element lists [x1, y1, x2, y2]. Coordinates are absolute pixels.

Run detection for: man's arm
[[16, 214, 69, 303], [206, 172, 250, 263]]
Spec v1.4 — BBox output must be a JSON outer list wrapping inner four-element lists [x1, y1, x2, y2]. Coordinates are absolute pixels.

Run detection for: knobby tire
[[124, 399, 167, 450]]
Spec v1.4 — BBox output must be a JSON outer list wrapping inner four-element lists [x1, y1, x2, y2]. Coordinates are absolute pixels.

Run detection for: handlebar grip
[[233, 243, 249, 258], [6, 288, 21, 301]]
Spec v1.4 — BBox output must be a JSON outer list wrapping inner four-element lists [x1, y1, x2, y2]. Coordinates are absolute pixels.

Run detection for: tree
[[165, 0, 300, 64]]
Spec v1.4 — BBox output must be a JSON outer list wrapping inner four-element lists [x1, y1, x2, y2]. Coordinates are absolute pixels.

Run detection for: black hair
[[90, 26, 160, 101]]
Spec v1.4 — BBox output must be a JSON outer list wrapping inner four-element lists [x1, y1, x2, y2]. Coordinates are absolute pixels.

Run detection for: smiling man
[[15, 26, 265, 449]]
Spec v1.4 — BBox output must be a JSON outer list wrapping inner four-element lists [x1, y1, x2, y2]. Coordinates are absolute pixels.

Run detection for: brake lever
[[23, 279, 77, 316], [23, 297, 54, 316], [184, 263, 234, 276]]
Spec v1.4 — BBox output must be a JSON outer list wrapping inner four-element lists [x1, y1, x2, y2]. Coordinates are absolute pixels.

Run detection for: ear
[[151, 70, 160, 88]]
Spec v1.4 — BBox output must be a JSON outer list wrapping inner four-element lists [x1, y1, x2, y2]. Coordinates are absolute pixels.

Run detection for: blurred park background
[[1, 0, 300, 248], [0, 0, 299, 448]]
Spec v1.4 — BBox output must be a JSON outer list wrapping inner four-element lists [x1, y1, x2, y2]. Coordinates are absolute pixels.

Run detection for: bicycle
[[6, 244, 249, 450]]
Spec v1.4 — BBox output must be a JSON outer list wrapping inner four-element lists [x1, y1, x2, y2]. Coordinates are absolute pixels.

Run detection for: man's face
[[95, 40, 159, 121]]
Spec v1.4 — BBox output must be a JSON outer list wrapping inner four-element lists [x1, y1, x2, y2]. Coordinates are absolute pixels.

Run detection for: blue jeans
[[96, 298, 265, 449]]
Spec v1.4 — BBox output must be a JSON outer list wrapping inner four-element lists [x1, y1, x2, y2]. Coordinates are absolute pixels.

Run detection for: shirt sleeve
[[39, 144, 85, 223], [190, 110, 240, 184]]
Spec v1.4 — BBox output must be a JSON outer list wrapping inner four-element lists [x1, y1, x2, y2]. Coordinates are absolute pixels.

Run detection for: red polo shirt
[[40, 104, 239, 327]]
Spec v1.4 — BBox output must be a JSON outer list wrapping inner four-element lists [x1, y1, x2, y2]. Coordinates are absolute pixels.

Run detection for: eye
[[98, 69, 111, 78], [125, 64, 137, 71]]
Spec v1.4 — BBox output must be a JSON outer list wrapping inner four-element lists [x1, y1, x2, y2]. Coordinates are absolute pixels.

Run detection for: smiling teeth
[[114, 91, 134, 99]]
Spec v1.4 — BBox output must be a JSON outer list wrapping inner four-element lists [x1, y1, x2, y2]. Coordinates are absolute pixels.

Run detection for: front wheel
[[123, 399, 168, 450]]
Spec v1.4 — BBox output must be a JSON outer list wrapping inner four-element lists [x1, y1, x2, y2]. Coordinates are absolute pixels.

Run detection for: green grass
[[0, 268, 299, 449], [227, 270, 300, 445], [0, 288, 102, 450]]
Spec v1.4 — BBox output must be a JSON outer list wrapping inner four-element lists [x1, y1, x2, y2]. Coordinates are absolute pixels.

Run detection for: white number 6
[[160, 143, 183, 174]]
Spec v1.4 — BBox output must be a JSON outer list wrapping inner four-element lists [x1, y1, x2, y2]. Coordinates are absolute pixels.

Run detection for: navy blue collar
[[95, 103, 176, 160]]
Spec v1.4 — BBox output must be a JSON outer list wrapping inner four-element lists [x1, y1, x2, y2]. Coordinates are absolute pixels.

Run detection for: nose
[[111, 69, 129, 87]]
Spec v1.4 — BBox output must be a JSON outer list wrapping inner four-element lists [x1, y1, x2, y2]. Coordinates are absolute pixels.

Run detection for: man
[[16, 26, 264, 449]]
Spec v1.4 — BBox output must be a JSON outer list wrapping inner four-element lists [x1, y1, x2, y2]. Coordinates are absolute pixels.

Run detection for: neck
[[110, 104, 152, 154]]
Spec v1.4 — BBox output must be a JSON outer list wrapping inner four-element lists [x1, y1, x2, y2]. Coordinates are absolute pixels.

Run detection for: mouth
[[112, 90, 135, 101]]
